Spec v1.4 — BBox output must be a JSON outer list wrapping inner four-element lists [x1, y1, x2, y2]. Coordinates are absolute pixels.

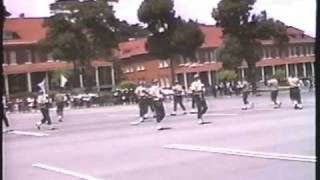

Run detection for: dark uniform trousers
[[290, 87, 302, 104], [271, 90, 279, 104], [56, 102, 64, 116], [173, 95, 186, 111], [242, 91, 249, 105], [153, 100, 165, 123], [2, 109, 9, 127], [138, 98, 148, 118], [194, 95, 208, 119], [146, 98, 155, 112], [191, 95, 196, 109], [40, 105, 51, 125]]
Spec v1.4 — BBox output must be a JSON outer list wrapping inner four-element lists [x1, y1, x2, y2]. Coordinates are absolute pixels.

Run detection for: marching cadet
[[149, 79, 166, 130], [145, 82, 156, 118], [171, 81, 187, 116], [267, 76, 282, 108], [240, 79, 254, 110], [2, 96, 10, 130], [189, 74, 208, 124], [55, 88, 65, 122], [288, 74, 303, 109], [131, 81, 148, 125], [36, 92, 54, 130]]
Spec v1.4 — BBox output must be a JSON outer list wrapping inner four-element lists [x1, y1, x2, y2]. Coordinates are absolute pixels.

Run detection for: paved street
[[3, 91, 315, 180]]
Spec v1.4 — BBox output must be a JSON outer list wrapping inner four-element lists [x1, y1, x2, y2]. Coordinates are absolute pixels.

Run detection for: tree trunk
[[169, 57, 175, 85], [72, 60, 79, 89], [247, 62, 257, 94]]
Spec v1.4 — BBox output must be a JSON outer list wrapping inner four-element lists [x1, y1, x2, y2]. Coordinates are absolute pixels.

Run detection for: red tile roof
[[4, 18, 48, 45], [118, 39, 147, 59], [3, 62, 72, 74], [199, 26, 223, 48], [239, 56, 315, 68], [118, 26, 223, 60]]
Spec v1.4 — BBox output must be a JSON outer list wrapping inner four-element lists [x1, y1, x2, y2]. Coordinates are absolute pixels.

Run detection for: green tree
[[138, 0, 204, 84], [217, 69, 237, 82], [39, 0, 121, 90], [273, 69, 286, 82], [212, 0, 289, 92], [117, 80, 137, 90]]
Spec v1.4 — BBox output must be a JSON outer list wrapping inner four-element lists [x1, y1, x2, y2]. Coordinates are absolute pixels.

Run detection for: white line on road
[[8, 130, 49, 137], [164, 144, 316, 163], [33, 163, 104, 180], [205, 113, 238, 116]]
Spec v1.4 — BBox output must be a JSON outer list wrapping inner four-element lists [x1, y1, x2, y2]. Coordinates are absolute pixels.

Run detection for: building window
[[27, 50, 32, 63], [159, 60, 169, 68], [9, 51, 17, 65], [210, 49, 216, 62], [296, 46, 301, 56], [47, 53, 54, 62], [136, 65, 145, 71], [291, 46, 296, 57], [179, 55, 184, 64], [310, 46, 314, 55], [3, 51, 8, 65]]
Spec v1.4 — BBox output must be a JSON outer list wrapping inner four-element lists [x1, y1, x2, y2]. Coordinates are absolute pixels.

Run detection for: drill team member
[[149, 79, 166, 130], [190, 74, 207, 124], [240, 80, 254, 110], [288, 75, 303, 109], [55, 88, 65, 122], [131, 81, 148, 125], [2, 96, 10, 130], [171, 81, 187, 116], [36, 92, 54, 130], [267, 76, 282, 108]]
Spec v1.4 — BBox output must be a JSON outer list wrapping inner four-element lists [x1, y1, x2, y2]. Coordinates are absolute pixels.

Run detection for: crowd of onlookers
[[3, 93, 99, 113]]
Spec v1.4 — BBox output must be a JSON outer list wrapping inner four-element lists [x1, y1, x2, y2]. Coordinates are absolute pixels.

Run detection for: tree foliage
[[212, 0, 289, 91], [117, 80, 137, 90], [273, 69, 286, 82], [217, 69, 237, 82], [138, 0, 204, 83]]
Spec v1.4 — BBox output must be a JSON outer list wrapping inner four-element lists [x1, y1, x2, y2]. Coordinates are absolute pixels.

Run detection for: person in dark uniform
[[267, 76, 282, 108], [288, 75, 303, 109], [131, 81, 148, 125], [149, 79, 166, 130], [55, 88, 65, 122], [240, 80, 254, 110], [36, 92, 54, 130], [171, 81, 187, 116], [2, 96, 10, 130], [189, 74, 208, 124]]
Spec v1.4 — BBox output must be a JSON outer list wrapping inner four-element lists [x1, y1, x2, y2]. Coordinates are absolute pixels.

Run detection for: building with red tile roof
[[117, 25, 315, 88], [3, 17, 115, 96], [2, 16, 315, 96]]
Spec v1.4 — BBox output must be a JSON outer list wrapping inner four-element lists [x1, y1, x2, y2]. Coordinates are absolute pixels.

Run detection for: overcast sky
[[4, 0, 316, 36]]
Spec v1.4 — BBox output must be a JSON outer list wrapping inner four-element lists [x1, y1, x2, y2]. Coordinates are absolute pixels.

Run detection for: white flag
[[60, 75, 68, 87], [37, 80, 47, 93]]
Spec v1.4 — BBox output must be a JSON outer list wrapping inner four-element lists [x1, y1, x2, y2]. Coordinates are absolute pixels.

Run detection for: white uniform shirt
[[135, 85, 147, 97], [288, 77, 300, 88], [267, 78, 279, 91], [172, 84, 184, 96], [190, 80, 205, 95], [149, 85, 164, 100]]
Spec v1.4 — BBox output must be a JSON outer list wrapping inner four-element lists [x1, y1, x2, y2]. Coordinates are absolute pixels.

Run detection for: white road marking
[[8, 130, 49, 137], [33, 163, 104, 180], [205, 113, 238, 116], [164, 144, 316, 163]]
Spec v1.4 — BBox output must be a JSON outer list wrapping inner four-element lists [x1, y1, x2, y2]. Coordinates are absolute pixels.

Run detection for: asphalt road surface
[[3, 91, 315, 180]]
